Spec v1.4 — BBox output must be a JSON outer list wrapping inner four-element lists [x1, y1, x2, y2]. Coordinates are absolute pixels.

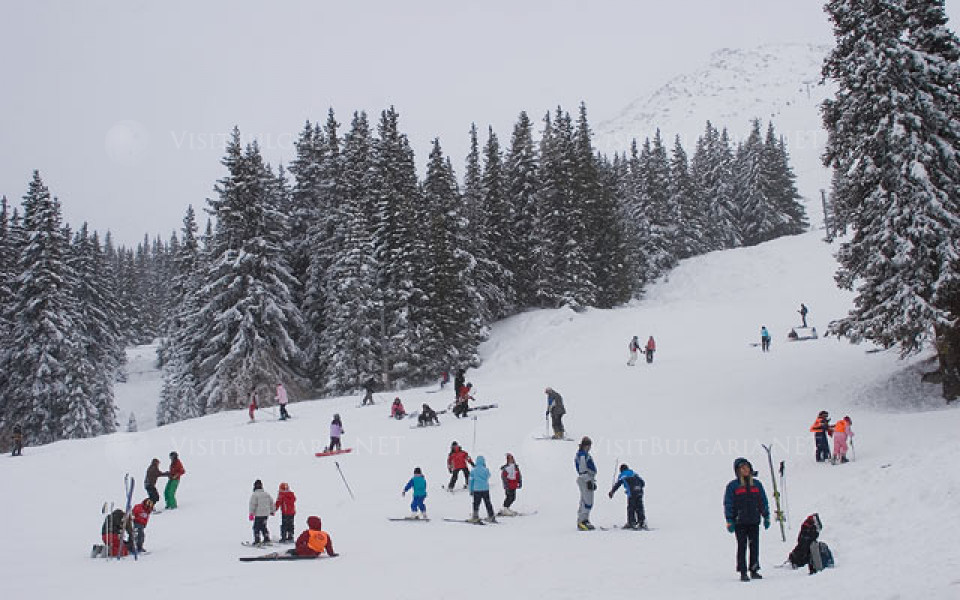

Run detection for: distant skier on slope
[[402, 467, 428, 519], [498, 453, 523, 516], [609, 463, 646, 530], [627, 336, 640, 366], [144, 458, 168, 505], [723, 457, 770, 582], [248, 479, 275, 546], [454, 368, 466, 401], [575, 436, 597, 530], [798, 303, 809, 328], [326, 414, 344, 452], [645, 336, 656, 364], [391, 397, 407, 420], [11, 425, 23, 456], [832, 416, 853, 464], [275, 382, 291, 420], [546, 387, 566, 439], [418, 404, 439, 427], [248, 388, 258, 423], [810, 411, 833, 463], [760, 326, 772, 352], [275, 482, 297, 542], [164, 451, 185, 509], [468, 456, 497, 523], [361, 378, 376, 406], [452, 383, 475, 418], [447, 442, 474, 490]]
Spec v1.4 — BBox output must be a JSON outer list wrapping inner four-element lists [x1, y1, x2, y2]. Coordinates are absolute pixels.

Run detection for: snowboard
[[239, 552, 331, 562], [315, 448, 352, 458], [388, 517, 431, 522]]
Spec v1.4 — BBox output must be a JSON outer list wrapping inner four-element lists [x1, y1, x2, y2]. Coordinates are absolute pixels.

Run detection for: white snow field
[[3, 230, 959, 600]]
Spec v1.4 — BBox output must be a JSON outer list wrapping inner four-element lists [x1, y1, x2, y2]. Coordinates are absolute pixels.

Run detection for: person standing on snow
[[575, 436, 598, 530], [452, 383, 475, 418], [447, 441, 474, 490], [499, 453, 523, 516], [609, 463, 646, 529], [645, 336, 656, 364], [454, 368, 466, 401], [760, 326, 772, 352], [723, 457, 770, 582], [248, 479, 275, 546], [799, 303, 809, 328], [164, 451, 185, 509], [546, 387, 566, 439], [810, 410, 833, 463], [832, 416, 853, 464], [11, 425, 23, 456], [275, 382, 291, 420], [131, 498, 154, 553], [144, 458, 168, 506], [361, 378, 376, 406], [275, 482, 297, 542], [402, 467, 428, 519], [627, 336, 640, 366], [468, 456, 497, 523], [327, 414, 344, 452], [248, 388, 258, 422]]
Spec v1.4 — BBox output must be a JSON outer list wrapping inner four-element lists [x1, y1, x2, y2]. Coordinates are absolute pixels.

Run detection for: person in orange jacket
[[810, 411, 834, 463], [832, 416, 853, 464], [288, 516, 337, 557]]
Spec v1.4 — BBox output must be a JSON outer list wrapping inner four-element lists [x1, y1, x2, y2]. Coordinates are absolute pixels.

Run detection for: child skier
[[361, 379, 375, 406], [468, 456, 496, 523], [575, 436, 598, 530], [418, 404, 439, 427], [11, 425, 23, 456], [275, 382, 290, 420], [327, 414, 344, 452], [810, 411, 833, 462], [760, 326, 772, 352], [248, 388, 258, 422], [447, 442, 474, 489], [452, 383, 475, 418], [645, 336, 656, 363], [248, 479, 275, 546], [723, 457, 771, 582], [275, 482, 297, 542], [391, 398, 407, 420], [131, 498, 154, 553], [627, 336, 640, 366], [164, 451, 186, 509], [402, 467, 428, 519], [609, 463, 646, 529], [498, 453, 522, 516], [832, 416, 853, 463], [288, 515, 337, 557]]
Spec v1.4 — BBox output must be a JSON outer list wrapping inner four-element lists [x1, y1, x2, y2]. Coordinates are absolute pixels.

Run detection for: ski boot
[[486, 515, 498, 523], [739, 572, 750, 582], [750, 570, 762, 580]]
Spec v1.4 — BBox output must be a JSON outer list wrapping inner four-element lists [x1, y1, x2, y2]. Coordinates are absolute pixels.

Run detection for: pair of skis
[[760, 444, 789, 543]]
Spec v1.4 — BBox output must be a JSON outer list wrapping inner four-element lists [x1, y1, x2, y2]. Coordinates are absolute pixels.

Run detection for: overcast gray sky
[[1, 1, 957, 246]]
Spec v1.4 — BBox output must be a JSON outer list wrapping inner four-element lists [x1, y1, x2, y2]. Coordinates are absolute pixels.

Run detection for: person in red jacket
[[446, 442, 475, 490], [498, 453, 523, 516], [288, 516, 337, 558], [645, 336, 656, 364], [131, 498, 154, 553], [164, 451, 186, 509], [275, 482, 297, 542], [100, 508, 132, 557]]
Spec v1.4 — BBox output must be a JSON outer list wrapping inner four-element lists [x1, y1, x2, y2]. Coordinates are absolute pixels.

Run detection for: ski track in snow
[[2, 231, 958, 599]]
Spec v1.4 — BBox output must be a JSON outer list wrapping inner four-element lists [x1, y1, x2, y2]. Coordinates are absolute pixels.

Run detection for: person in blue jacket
[[608, 463, 646, 530], [723, 457, 770, 582], [402, 467, 428, 519], [575, 436, 598, 530], [468, 456, 496, 523]]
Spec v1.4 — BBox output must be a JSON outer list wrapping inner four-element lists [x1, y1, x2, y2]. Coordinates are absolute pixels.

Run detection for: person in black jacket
[[723, 457, 770, 582]]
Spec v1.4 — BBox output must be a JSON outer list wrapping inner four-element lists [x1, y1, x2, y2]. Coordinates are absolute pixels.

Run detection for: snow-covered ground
[[3, 231, 959, 599], [113, 343, 163, 432]]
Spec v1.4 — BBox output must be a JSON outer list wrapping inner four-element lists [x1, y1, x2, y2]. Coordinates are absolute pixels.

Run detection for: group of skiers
[[249, 382, 292, 422], [627, 335, 656, 365], [247, 479, 337, 557], [810, 410, 854, 464]]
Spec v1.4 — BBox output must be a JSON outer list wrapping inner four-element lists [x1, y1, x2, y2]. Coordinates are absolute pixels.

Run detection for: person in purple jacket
[[326, 414, 344, 452]]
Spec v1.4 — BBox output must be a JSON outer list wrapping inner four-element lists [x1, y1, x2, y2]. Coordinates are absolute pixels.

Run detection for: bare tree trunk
[[935, 324, 960, 402]]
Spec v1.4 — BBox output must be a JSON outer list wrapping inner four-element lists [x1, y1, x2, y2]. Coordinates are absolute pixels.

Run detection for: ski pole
[[335, 461, 355, 500], [472, 415, 478, 451], [850, 438, 856, 462]]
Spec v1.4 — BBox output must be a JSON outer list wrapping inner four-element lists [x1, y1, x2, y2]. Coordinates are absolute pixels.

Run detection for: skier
[[810, 411, 833, 462], [402, 467, 428, 519], [452, 383, 475, 418], [327, 414, 344, 452], [832, 416, 853, 464], [144, 458, 168, 505], [131, 498, 154, 553], [498, 453, 522, 516], [391, 398, 407, 420], [608, 463, 646, 529], [275, 382, 291, 420], [468, 456, 497, 523], [275, 482, 297, 542], [723, 457, 770, 582], [575, 436, 597, 530], [11, 425, 23, 456], [454, 368, 466, 401], [799, 303, 809, 328], [248, 388, 258, 422], [418, 404, 439, 427], [447, 441, 474, 490], [440, 370, 450, 389], [760, 326, 772, 352], [288, 515, 337, 557], [545, 387, 566, 439], [248, 479, 275, 546], [645, 336, 656, 364], [164, 451, 185, 509], [627, 335, 640, 366], [100, 508, 132, 557], [361, 378, 376, 406]]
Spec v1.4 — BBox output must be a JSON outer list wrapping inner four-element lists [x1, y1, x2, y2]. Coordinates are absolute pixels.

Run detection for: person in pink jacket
[[326, 414, 344, 452], [275, 382, 291, 420], [832, 416, 853, 463]]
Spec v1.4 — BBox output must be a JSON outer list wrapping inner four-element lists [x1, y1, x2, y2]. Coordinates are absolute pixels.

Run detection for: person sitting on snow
[[288, 515, 338, 558], [391, 398, 407, 420], [418, 404, 439, 427]]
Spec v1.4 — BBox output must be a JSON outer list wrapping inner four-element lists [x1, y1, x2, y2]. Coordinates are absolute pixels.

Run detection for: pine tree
[[476, 126, 515, 319], [669, 136, 702, 259], [504, 111, 541, 308], [823, 0, 960, 400]]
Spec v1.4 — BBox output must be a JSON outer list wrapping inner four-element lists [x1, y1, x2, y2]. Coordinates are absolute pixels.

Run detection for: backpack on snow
[[789, 513, 834, 573]]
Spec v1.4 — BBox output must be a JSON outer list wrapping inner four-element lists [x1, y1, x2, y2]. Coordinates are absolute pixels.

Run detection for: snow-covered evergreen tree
[[823, 0, 960, 400], [504, 111, 541, 308], [476, 126, 515, 319]]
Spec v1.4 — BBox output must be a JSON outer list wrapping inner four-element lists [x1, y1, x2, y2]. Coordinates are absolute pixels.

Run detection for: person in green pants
[[164, 451, 186, 509]]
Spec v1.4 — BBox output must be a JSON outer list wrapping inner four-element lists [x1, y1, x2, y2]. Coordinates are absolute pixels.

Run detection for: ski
[[242, 541, 274, 548], [496, 510, 538, 517], [409, 423, 441, 429], [443, 518, 494, 525], [314, 448, 353, 458], [123, 474, 137, 561], [388, 517, 431, 522], [239, 552, 331, 562], [533, 436, 575, 441], [761, 444, 787, 542]]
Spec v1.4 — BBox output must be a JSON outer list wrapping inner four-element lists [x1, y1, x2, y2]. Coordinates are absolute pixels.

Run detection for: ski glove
[[249, 514, 254, 521], [763, 517, 770, 530], [726, 522, 735, 533], [586, 481, 597, 491]]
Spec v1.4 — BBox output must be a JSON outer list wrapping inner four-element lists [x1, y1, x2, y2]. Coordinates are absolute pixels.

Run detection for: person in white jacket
[[249, 479, 275, 545]]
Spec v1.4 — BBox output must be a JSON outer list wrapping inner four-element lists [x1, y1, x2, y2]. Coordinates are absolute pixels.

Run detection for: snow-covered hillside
[[3, 230, 958, 599], [596, 44, 835, 223]]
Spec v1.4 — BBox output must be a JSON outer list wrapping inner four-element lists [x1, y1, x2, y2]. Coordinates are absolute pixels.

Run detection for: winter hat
[[844, 416, 852, 424], [414, 467, 422, 475], [279, 482, 289, 492], [505, 453, 515, 464], [169, 451, 179, 459], [253, 479, 263, 491], [544, 387, 553, 394], [619, 464, 630, 472], [733, 457, 754, 476], [307, 516, 322, 530], [580, 436, 592, 448]]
